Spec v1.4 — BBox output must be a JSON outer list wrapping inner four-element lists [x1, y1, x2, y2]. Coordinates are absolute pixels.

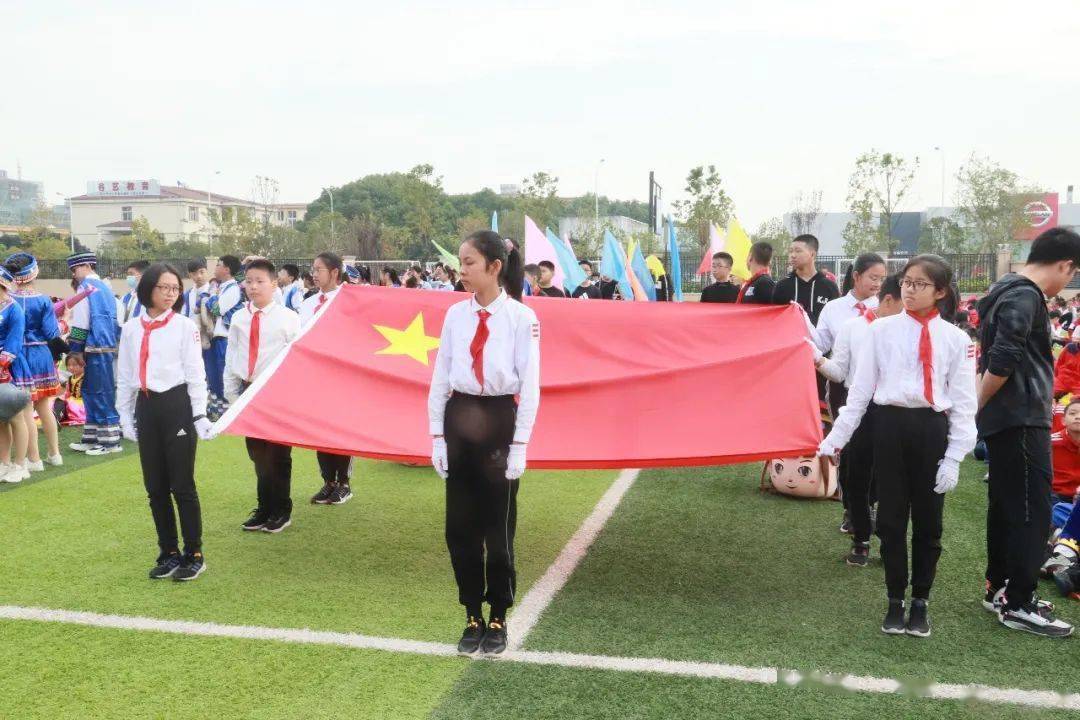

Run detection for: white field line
[[3, 604, 1078, 711], [507, 468, 641, 651]]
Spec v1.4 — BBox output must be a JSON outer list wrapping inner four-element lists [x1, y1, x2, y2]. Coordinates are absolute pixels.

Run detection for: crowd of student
[[8, 226, 1080, 654]]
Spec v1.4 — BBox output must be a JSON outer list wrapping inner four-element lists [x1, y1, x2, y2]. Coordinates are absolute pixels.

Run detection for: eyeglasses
[[900, 279, 934, 292], [155, 285, 182, 295]]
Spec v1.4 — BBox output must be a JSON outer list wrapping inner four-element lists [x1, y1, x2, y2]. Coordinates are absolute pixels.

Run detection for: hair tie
[[504, 238, 514, 252]]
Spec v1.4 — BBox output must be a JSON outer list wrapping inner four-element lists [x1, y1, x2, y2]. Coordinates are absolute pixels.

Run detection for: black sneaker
[[457, 616, 486, 655], [881, 599, 906, 635], [311, 483, 335, 505], [329, 484, 353, 505], [983, 583, 1055, 615], [173, 552, 206, 582], [262, 515, 292, 533], [148, 552, 183, 579], [242, 509, 270, 531], [999, 599, 1074, 638], [480, 618, 508, 655], [839, 511, 852, 535], [846, 542, 870, 567], [1053, 564, 1080, 599], [1042, 551, 1077, 578], [906, 598, 930, 637]]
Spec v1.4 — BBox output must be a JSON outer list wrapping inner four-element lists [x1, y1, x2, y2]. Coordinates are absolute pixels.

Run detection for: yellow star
[[373, 312, 441, 366]]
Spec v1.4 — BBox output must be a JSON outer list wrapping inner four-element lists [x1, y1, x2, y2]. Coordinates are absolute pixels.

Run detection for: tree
[[789, 190, 823, 237], [842, 150, 918, 254], [917, 216, 971, 254], [99, 216, 166, 260], [671, 165, 734, 251], [514, 171, 561, 234], [954, 154, 1042, 253], [752, 217, 793, 265]]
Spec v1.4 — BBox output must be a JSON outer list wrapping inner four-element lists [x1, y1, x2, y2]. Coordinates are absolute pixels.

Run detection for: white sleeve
[[513, 310, 541, 444], [817, 322, 852, 384], [815, 304, 837, 354], [219, 284, 242, 316], [182, 320, 209, 417], [71, 288, 90, 332], [115, 322, 138, 425], [944, 336, 978, 463], [824, 326, 879, 450], [283, 310, 300, 342], [223, 320, 242, 403], [427, 309, 454, 436]]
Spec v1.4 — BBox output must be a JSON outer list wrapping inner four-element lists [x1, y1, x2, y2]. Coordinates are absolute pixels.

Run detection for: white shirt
[[428, 290, 541, 444], [116, 310, 209, 425], [282, 281, 304, 312], [299, 286, 341, 327], [815, 292, 879, 355], [817, 313, 876, 388], [213, 280, 243, 337], [826, 311, 978, 463], [223, 301, 300, 403], [183, 283, 211, 319]]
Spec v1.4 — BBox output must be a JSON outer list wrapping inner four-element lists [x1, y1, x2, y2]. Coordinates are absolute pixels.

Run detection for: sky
[[6, 0, 1080, 231]]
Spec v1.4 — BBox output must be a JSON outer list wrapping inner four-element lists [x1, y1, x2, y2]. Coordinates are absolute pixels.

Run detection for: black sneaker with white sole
[[262, 515, 292, 533], [846, 542, 870, 567], [457, 616, 486, 655], [479, 619, 508, 654], [310, 483, 335, 505], [149, 552, 183, 579], [906, 599, 930, 637], [329, 484, 353, 505], [173, 552, 206, 581], [839, 510, 853, 535], [983, 583, 1055, 615], [999, 599, 1074, 638], [242, 509, 271, 531], [881, 599, 906, 635]]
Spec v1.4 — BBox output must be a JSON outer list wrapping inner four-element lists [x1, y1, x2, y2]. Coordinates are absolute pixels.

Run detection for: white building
[[69, 179, 307, 251], [559, 215, 649, 240]]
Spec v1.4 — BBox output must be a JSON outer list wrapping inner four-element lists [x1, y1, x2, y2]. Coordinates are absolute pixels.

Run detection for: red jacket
[[1052, 430, 1080, 498], [1053, 343, 1080, 399]]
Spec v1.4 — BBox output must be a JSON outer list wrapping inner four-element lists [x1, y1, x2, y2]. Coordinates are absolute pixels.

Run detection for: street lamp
[[323, 187, 335, 245], [55, 192, 73, 253], [594, 159, 605, 223], [933, 146, 945, 208]]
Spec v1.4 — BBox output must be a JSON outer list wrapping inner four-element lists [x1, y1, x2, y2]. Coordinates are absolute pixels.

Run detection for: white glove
[[194, 417, 215, 441], [804, 337, 823, 363], [506, 443, 527, 480], [934, 458, 960, 494], [121, 417, 137, 443], [432, 436, 448, 479], [817, 437, 840, 463]]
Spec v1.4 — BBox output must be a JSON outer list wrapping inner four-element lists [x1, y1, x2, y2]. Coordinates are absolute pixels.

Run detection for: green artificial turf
[[0, 435, 615, 642], [0, 426, 133, 495], [520, 459, 1080, 695], [3, 620, 465, 720]]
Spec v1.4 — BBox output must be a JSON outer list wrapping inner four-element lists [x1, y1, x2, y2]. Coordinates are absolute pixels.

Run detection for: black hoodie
[[771, 270, 839, 324], [976, 273, 1053, 436]]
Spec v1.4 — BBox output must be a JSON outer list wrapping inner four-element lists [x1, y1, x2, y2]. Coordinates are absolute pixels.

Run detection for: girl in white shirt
[[428, 230, 540, 656], [819, 255, 977, 638], [117, 263, 214, 582]]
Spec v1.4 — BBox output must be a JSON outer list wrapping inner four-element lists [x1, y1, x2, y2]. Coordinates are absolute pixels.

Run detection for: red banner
[[1017, 192, 1059, 240], [217, 286, 821, 469]]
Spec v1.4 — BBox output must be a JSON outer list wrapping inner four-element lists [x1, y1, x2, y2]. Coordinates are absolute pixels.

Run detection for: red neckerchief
[[908, 308, 940, 405], [863, 309, 877, 324], [736, 269, 769, 304]]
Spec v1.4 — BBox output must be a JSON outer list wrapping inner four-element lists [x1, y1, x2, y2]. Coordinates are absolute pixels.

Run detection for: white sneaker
[[25, 460, 45, 472], [45, 454, 63, 467], [69, 442, 95, 453], [86, 444, 122, 457], [1, 465, 29, 484]]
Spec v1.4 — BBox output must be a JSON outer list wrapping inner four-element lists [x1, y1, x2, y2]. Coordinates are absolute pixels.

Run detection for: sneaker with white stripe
[[999, 599, 1074, 638]]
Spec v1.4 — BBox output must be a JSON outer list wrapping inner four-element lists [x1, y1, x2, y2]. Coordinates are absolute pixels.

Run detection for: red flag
[[217, 286, 821, 469]]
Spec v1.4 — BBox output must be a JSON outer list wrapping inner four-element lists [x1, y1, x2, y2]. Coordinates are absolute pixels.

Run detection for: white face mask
[[127, 275, 138, 289]]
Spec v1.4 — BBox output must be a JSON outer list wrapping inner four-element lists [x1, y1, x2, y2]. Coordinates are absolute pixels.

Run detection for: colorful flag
[[431, 239, 461, 271], [216, 286, 821, 468], [627, 240, 657, 301], [725, 217, 752, 282], [491, 211, 498, 233], [695, 223, 725, 275], [545, 228, 586, 293], [524, 215, 564, 289], [667, 217, 683, 301], [600, 230, 634, 301]]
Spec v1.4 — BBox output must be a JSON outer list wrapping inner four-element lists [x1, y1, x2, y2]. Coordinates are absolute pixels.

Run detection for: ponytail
[[843, 252, 886, 295], [464, 230, 524, 301]]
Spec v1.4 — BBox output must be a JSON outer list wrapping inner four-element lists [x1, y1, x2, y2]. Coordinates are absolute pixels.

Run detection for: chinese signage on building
[[85, 179, 161, 197]]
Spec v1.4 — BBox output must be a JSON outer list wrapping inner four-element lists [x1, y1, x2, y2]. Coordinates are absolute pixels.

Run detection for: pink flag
[[695, 223, 725, 275], [524, 215, 564, 289]]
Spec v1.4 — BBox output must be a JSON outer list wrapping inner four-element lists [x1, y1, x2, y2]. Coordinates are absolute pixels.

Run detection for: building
[[0, 169, 45, 227], [559, 215, 649, 240], [69, 179, 308, 250], [783, 188, 1080, 256]]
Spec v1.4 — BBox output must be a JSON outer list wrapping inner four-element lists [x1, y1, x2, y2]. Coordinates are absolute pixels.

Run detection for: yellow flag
[[725, 217, 752, 282]]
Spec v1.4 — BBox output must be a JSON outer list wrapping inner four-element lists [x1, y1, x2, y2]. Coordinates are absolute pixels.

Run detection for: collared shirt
[[223, 301, 300, 403], [827, 310, 977, 463], [282, 281, 305, 312], [183, 283, 211, 319], [817, 313, 875, 388], [298, 285, 341, 326], [428, 290, 541, 444], [212, 279, 243, 338], [815, 291, 879, 355], [120, 290, 144, 324], [116, 310, 208, 424]]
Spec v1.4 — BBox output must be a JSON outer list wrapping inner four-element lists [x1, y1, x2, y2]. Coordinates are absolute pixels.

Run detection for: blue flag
[[546, 228, 586, 293], [628, 241, 657, 301], [600, 230, 634, 301], [491, 211, 498, 232], [667, 217, 683, 301]]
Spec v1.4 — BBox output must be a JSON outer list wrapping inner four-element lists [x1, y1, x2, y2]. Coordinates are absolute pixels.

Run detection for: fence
[[34, 257, 424, 280]]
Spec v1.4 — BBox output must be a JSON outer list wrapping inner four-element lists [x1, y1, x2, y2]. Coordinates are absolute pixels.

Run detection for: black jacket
[[771, 270, 839, 324], [740, 274, 775, 304], [976, 273, 1053, 435], [700, 281, 739, 303]]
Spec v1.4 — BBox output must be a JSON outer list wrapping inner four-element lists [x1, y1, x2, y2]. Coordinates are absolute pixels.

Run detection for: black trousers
[[316, 451, 353, 484], [842, 403, 877, 544], [444, 392, 518, 613], [984, 426, 1052, 608], [828, 381, 849, 510], [246, 437, 293, 516], [873, 406, 947, 600], [135, 384, 201, 554]]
